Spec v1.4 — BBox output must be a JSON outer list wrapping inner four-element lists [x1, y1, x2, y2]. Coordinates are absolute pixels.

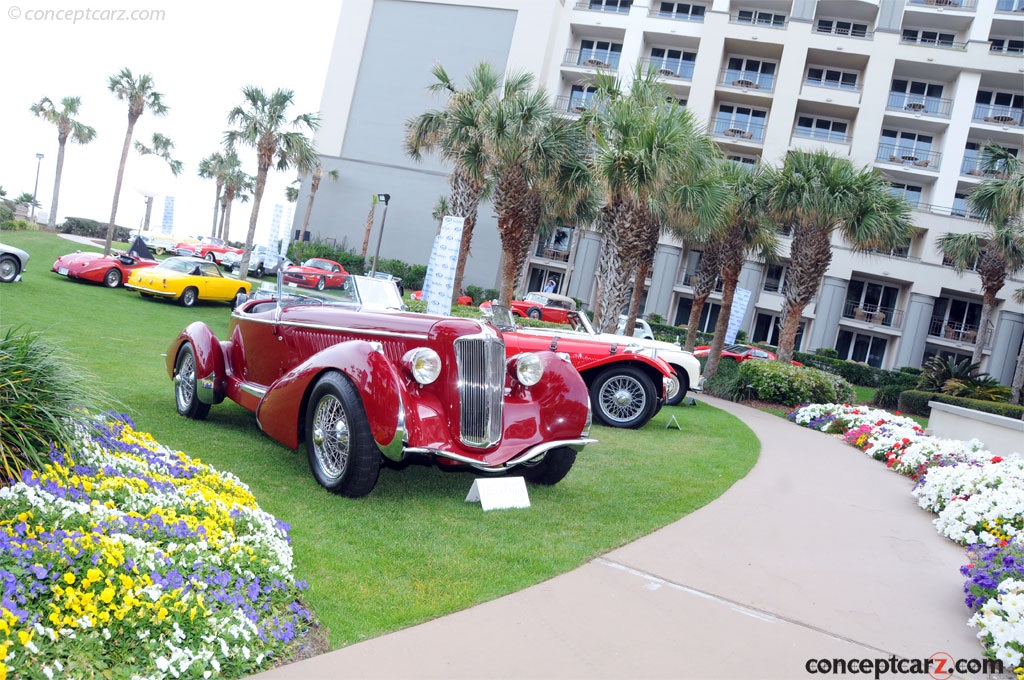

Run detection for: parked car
[[166, 275, 596, 497], [481, 292, 578, 323], [618, 316, 655, 340], [0, 242, 30, 283], [283, 258, 348, 290], [52, 240, 159, 288], [221, 245, 292, 277], [487, 304, 674, 429], [411, 290, 473, 306], [125, 256, 252, 307], [173, 235, 242, 264], [136, 232, 183, 255], [693, 344, 803, 366], [373, 271, 404, 295]]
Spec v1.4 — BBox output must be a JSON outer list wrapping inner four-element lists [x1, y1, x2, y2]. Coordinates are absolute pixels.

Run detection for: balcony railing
[[886, 92, 953, 118], [730, 13, 787, 29], [712, 118, 767, 142], [814, 23, 873, 39], [843, 301, 905, 330], [996, 0, 1024, 12], [907, 0, 976, 10], [960, 158, 1013, 179], [720, 69, 776, 92], [928, 318, 988, 346], [792, 126, 850, 144], [877, 143, 942, 170], [972, 104, 1023, 127], [563, 49, 621, 71], [915, 202, 984, 221], [990, 43, 1024, 55], [647, 5, 704, 21], [681, 273, 724, 292], [640, 57, 696, 81], [555, 95, 602, 117], [804, 77, 862, 92], [575, 0, 632, 13], [900, 35, 968, 50]]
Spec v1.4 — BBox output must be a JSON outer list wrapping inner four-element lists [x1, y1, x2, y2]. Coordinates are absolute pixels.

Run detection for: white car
[[618, 316, 655, 340], [0, 242, 30, 283], [222, 245, 292, 277]]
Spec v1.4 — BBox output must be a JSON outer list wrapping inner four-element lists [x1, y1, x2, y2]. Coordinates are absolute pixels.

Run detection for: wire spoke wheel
[[599, 374, 648, 423], [311, 394, 351, 480]]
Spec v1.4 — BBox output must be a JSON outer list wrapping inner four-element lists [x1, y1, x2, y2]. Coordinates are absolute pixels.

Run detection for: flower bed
[[0, 414, 314, 679], [788, 403, 1024, 678]]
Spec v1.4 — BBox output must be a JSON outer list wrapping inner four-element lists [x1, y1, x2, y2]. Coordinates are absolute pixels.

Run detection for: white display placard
[[422, 215, 465, 317], [465, 477, 531, 511], [725, 287, 752, 344]]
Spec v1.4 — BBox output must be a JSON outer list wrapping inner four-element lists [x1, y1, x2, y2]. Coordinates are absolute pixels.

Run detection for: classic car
[[166, 274, 596, 497], [411, 290, 473, 306], [487, 305, 674, 429], [136, 231, 185, 255], [174, 235, 243, 263], [0, 242, 30, 283], [617, 316, 655, 340], [283, 258, 348, 290], [52, 238, 159, 288], [221, 245, 292, 278], [693, 343, 803, 366], [125, 256, 252, 306], [506, 292, 578, 323]]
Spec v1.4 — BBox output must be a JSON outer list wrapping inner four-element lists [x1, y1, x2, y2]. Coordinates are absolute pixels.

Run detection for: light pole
[[369, 193, 390, 277], [30, 153, 44, 221]]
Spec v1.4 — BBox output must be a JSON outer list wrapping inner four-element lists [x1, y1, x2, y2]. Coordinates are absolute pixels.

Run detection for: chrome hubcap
[[600, 375, 647, 423], [312, 395, 350, 478], [176, 354, 196, 408]]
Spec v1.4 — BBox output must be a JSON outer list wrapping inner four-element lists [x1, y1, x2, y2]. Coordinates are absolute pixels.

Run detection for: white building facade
[[298, 0, 1024, 382]]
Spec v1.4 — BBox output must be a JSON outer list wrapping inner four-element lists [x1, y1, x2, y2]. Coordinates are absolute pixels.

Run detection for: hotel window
[[889, 79, 944, 114], [844, 280, 900, 326], [990, 37, 1024, 54], [725, 57, 776, 90], [674, 298, 721, 331], [649, 48, 697, 78], [568, 85, 598, 112], [728, 154, 757, 166], [974, 89, 1024, 124], [657, 2, 705, 20], [714, 104, 768, 140], [881, 129, 933, 160], [805, 66, 859, 90], [578, 39, 623, 68], [888, 183, 922, 208], [901, 29, 955, 47], [835, 331, 888, 368], [795, 115, 849, 143], [736, 9, 785, 26], [762, 264, 789, 294], [951, 193, 983, 219], [586, 0, 632, 13], [752, 313, 804, 349], [816, 18, 868, 37]]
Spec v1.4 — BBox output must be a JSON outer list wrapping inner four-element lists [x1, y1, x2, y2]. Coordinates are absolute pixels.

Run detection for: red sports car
[[411, 290, 473, 306], [693, 344, 803, 366], [173, 236, 242, 264], [52, 250, 159, 288], [283, 258, 348, 290], [480, 292, 578, 323]]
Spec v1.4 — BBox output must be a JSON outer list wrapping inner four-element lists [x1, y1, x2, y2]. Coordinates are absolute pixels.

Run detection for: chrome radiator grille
[[454, 335, 505, 448]]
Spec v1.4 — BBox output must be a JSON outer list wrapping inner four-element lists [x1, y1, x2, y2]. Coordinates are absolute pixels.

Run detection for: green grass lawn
[[2, 230, 760, 648]]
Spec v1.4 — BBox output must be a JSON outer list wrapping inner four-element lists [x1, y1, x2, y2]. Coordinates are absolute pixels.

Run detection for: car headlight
[[402, 347, 442, 385], [509, 353, 544, 387]]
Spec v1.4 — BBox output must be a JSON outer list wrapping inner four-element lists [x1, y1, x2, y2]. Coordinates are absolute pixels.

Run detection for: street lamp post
[[30, 153, 44, 221], [369, 193, 390, 277]]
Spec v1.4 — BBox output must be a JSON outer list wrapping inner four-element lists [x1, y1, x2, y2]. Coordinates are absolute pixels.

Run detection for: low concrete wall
[[927, 401, 1024, 456]]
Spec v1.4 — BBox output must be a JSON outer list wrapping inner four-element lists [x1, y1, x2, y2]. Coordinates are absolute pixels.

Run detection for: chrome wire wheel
[[599, 374, 648, 424], [174, 344, 209, 419], [311, 393, 351, 481]]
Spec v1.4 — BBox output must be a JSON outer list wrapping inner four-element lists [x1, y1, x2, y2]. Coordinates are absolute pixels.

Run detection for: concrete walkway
[[254, 396, 995, 679]]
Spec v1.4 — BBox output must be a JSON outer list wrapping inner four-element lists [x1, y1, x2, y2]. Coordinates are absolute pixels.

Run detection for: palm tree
[[682, 239, 723, 351], [225, 86, 320, 278], [583, 67, 724, 332], [701, 162, 779, 380], [198, 151, 230, 237], [299, 162, 339, 235], [103, 68, 168, 255], [30, 96, 97, 230], [218, 159, 254, 242], [361, 194, 378, 258], [759, 150, 915, 363], [431, 195, 449, 235], [405, 62, 501, 305], [938, 144, 1024, 366], [134, 133, 183, 231], [1012, 287, 1024, 405], [13, 193, 39, 210]]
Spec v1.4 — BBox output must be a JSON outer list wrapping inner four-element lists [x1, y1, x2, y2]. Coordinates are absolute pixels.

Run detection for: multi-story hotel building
[[298, 0, 1024, 383]]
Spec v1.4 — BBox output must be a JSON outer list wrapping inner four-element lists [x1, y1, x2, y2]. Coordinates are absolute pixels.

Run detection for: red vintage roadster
[[52, 238, 159, 288], [166, 276, 596, 497]]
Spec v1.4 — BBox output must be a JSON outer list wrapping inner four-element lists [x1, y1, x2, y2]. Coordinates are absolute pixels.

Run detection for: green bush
[[929, 393, 1024, 420], [701, 355, 744, 400], [647, 312, 664, 325], [897, 390, 936, 417], [60, 216, 131, 242], [737, 360, 855, 406], [0, 327, 109, 483], [0, 219, 36, 231], [872, 369, 922, 409], [792, 351, 885, 387], [374, 258, 427, 291], [464, 286, 499, 305], [814, 347, 839, 358]]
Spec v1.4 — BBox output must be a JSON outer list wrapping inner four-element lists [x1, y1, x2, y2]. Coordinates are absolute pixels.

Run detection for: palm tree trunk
[[211, 182, 222, 238], [1011, 342, 1024, 405], [775, 302, 805, 364], [222, 199, 233, 242], [624, 259, 649, 336], [239, 166, 268, 280], [143, 196, 154, 230], [361, 202, 374, 259], [684, 293, 709, 352], [704, 265, 740, 380], [301, 180, 319, 234], [449, 171, 485, 306], [104, 116, 138, 255], [47, 138, 67, 230], [971, 290, 997, 366]]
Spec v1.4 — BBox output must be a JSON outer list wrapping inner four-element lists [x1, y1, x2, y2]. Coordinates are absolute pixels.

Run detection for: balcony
[[730, 13, 787, 29], [814, 23, 873, 40], [719, 69, 776, 92], [877, 144, 942, 170], [575, 0, 632, 13], [554, 95, 602, 117], [960, 158, 1012, 179], [640, 57, 696, 81], [792, 126, 850, 145], [647, 5, 704, 22], [842, 301, 905, 330], [972, 103, 1023, 127], [886, 93, 953, 118], [712, 118, 766, 143], [563, 49, 621, 71], [928, 318, 987, 345], [907, 0, 977, 10], [996, 0, 1024, 13], [899, 35, 968, 50]]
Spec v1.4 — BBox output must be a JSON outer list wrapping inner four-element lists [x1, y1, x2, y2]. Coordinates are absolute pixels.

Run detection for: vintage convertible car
[[487, 305, 674, 429], [283, 258, 348, 290], [0, 242, 30, 283], [126, 256, 252, 306], [52, 250, 159, 288], [166, 275, 596, 497], [173, 235, 242, 263], [693, 344, 803, 366]]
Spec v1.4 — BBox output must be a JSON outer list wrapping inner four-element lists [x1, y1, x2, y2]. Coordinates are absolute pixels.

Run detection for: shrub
[[873, 369, 922, 409], [737, 360, 854, 406], [815, 347, 839, 358], [647, 312, 664, 325], [929, 393, 1024, 420], [702, 356, 744, 400], [0, 219, 36, 231], [792, 351, 885, 387], [0, 327, 108, 483], [375, 258, 427, 291], [60, 217, 131, 242], [464, 286, 499, 305], [898, 390, 936, 417]]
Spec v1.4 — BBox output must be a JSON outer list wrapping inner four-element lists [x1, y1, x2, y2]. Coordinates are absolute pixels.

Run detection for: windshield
[[488, 304, 518, 331]]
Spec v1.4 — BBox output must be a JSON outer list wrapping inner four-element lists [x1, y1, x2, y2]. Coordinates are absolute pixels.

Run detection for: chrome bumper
[[403, 438, 598, 472]]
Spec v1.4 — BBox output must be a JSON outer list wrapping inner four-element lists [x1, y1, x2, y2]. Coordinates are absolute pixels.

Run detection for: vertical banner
[[160, 196, 175, 235], [423, 215, 465, 317], [725, 287, 752, 344]]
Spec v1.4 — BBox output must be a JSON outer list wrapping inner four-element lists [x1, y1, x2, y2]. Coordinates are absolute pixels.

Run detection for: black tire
[[0, 255, 20, 283], [255, 264, 265, 278], [520, 447, 577, 485], [589, 365, 657, 429], [205, 252, 217, 262], [140, 292, 154, 299], [103, 268, 122, 288], [527, 307, 542, 320], [180, 287, 198, 307], [231, 288, 247, 309], [174, 344, 210, 420], [315, 277, 326, 291], [665, 369, 689, 407], [305, 371, 381, 497]]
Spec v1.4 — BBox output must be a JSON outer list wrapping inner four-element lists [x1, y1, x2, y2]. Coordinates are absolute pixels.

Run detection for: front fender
[[256, 340, 404, 451], [166, 322, 226, 404]]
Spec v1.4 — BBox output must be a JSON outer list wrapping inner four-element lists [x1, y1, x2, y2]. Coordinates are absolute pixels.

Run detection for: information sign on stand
[[465, 477, 531, 511]]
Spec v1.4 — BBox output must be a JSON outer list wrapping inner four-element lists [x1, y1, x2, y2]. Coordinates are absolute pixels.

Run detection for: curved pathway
[[254, 396, 990, 679]]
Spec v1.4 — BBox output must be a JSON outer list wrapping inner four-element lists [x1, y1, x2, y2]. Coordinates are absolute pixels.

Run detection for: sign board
[[422, 215, 465, 317], [465, 477, 531, 511], [724, 287, 752, 344]]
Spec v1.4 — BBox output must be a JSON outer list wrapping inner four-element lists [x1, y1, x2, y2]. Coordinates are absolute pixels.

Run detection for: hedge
[[792, 351, 886, 387], [59, 217, 132, 242], [898, 390, 1024, 420]]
